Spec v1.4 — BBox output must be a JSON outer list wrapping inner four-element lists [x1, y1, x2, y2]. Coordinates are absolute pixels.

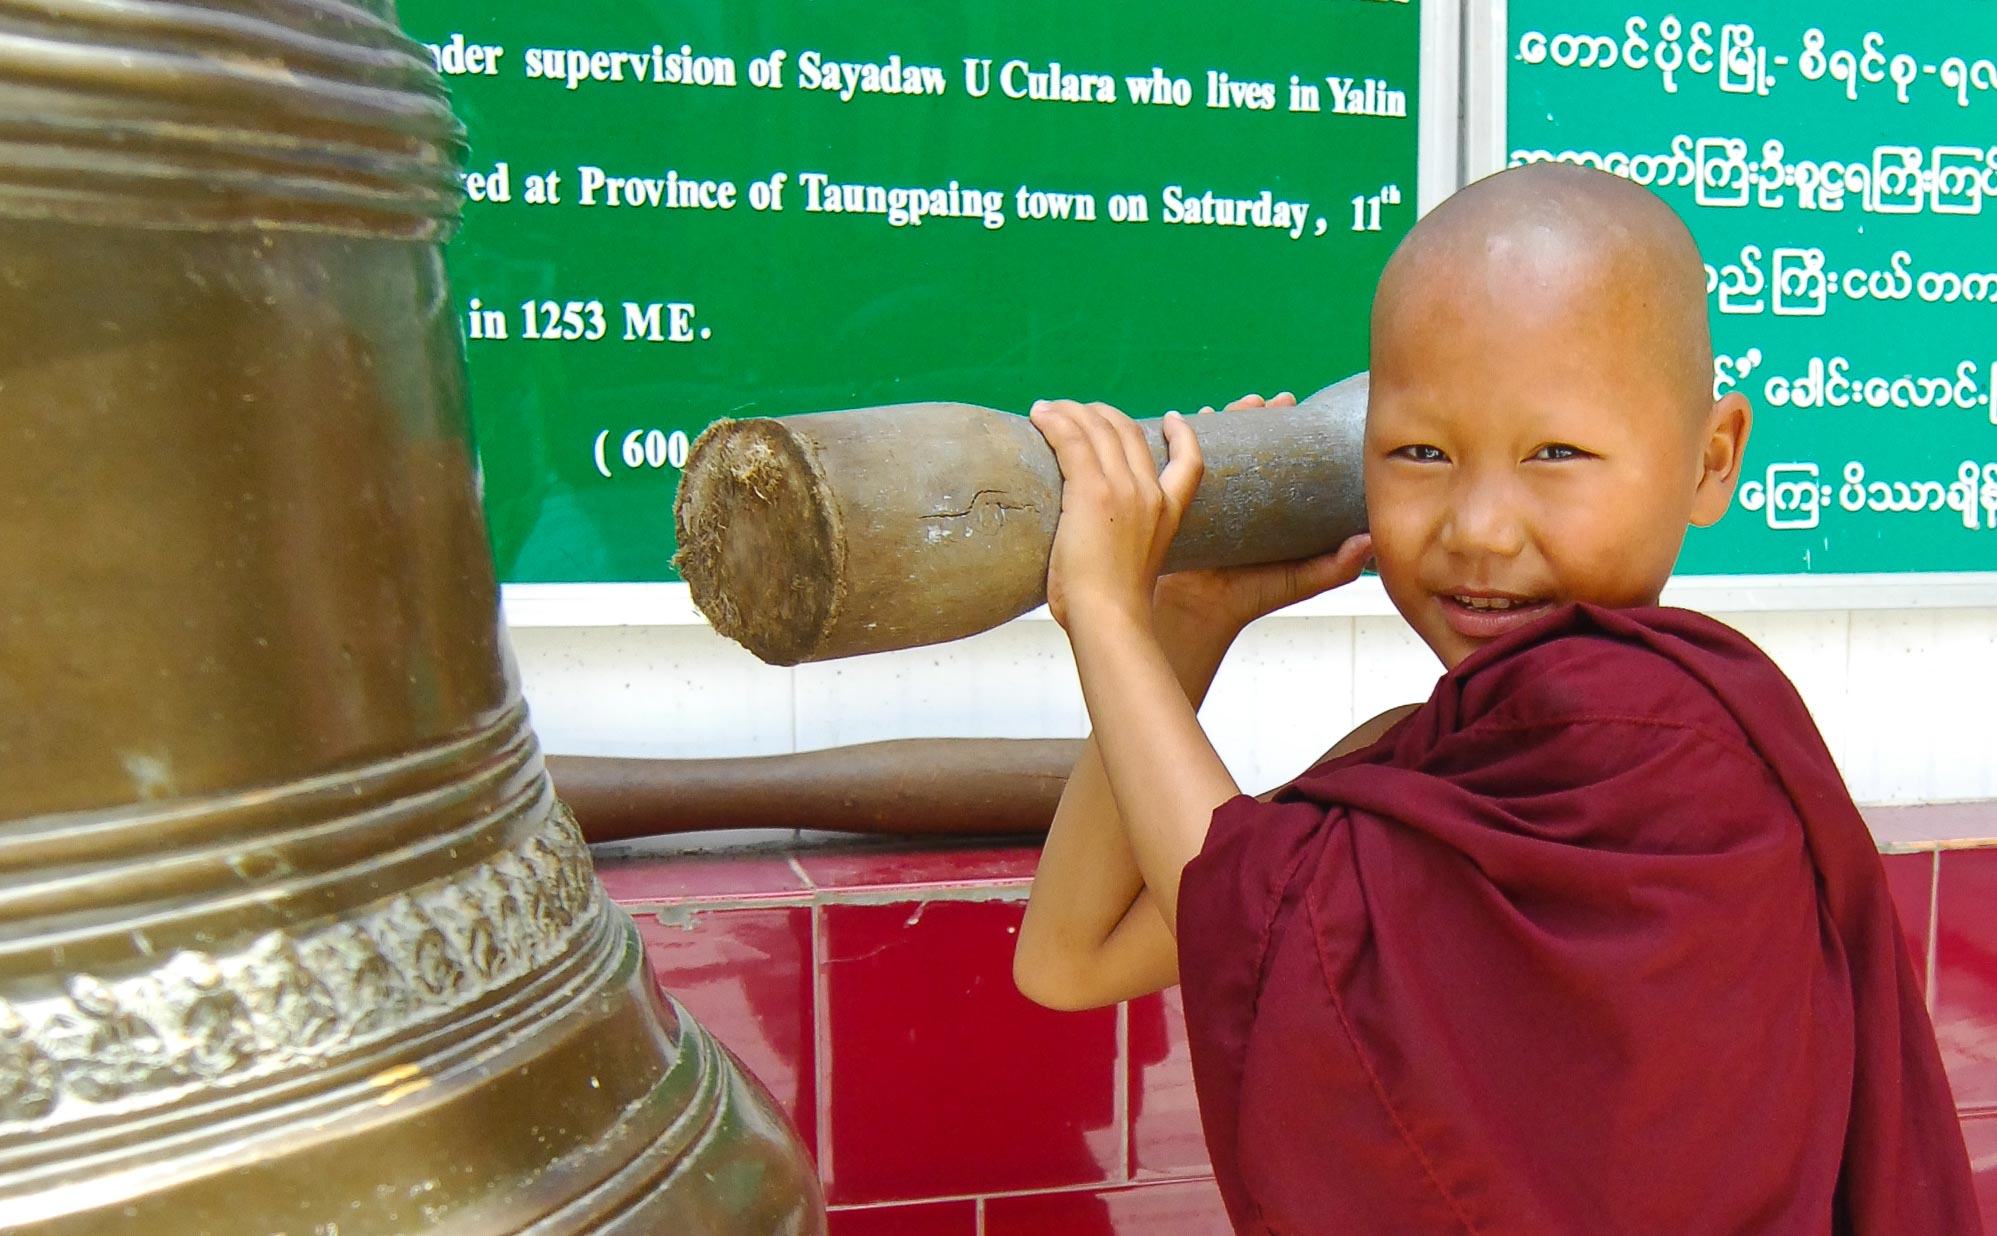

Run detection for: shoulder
[[1370, 607, 1814, 852], [1269, 704, 1422, 800], [1437, 605, 1789, 765]]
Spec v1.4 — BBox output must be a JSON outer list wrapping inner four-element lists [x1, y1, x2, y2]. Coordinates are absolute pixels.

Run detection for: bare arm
[[1017, 668, 1411, 1011], [1078, 668, 1423, 936], [1013, 605, 1239, 1011], [1012, 395, 1376, 1012], [1069, 604, 1241, 933]]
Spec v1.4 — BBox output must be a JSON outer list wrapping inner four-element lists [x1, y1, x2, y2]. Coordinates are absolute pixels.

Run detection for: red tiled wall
[[1799, 847, 1996, 1222], [818, 899, 1120, 1203], [1937, 850, 1997, 1118], [605, 843, 1229, 1232], [603, 838, 1997, 1234]]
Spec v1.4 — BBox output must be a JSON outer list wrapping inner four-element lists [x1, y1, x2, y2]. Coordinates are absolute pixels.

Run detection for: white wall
[[508, 603, 1997, 807]]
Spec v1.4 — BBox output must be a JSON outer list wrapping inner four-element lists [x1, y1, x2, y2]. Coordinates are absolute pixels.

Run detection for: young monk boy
[[1012, 163, 1979, 1234]]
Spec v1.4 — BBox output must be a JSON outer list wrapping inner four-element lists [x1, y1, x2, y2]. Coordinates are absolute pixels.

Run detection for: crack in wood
[[922, 489, 1033, 521]]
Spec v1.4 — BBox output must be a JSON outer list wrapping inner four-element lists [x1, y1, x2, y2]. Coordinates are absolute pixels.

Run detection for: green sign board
[[1508, 4, 1997, 576], [395, 0, 1422, 583]]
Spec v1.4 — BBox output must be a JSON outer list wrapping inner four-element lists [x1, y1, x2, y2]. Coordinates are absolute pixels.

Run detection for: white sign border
[[501, 573, 1997, 628]]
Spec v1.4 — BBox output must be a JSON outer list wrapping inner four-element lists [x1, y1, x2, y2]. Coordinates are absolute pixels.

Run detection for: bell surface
[[0, 1, 823, 1230]]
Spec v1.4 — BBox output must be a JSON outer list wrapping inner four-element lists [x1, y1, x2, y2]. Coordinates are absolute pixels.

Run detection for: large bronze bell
[[0, 0, 823, 1229]]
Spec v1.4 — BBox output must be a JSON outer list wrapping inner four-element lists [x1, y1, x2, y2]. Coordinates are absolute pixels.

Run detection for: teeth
[[1455, 596, 1520, 610]]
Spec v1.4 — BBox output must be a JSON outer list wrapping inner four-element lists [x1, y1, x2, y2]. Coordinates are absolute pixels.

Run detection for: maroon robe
[[1178, 605, 1977, 1234]]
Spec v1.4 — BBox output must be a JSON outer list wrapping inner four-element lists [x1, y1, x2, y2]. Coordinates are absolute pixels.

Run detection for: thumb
[[1285, 533, 1374, 596], [1157, 411, 1206, 515]]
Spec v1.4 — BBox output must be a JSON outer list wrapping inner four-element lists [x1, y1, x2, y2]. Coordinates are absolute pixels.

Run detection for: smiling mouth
[[1437, 592, 1557, 639]]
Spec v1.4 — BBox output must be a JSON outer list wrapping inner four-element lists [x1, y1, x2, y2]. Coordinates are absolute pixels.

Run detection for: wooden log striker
[[674, 373, 1370, 664]]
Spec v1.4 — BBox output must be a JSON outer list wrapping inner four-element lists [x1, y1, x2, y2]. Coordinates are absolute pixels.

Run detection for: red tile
[[636, 906, 815, 1151], [826, 1200, 978, 1236], [1880, 851, 1936, 994], [821, 899, 1118, 1203], [593, 851, 809, 905], [1963, 1115, 1997, 1233], [984, 1179, 1230, 1235], [794, 840, 1041, 892], [1129, 987, 1211, 1178], [1935, 849, 1997, 1108]]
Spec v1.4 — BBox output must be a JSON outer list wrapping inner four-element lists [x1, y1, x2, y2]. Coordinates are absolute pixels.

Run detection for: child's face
[[1362, 222, 1748, 670]]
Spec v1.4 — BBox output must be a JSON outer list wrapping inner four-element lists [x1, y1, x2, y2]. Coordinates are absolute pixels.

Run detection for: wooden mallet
[[674, 373, 1369, 664]]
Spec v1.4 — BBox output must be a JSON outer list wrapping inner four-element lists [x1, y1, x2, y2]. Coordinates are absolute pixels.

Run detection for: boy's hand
[[1029, 399, 1203, 632], [1153, 392, 1373, 635]]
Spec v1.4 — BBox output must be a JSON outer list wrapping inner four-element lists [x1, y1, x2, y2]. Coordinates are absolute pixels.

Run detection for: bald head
[[1360, 163, 1754, 668], [1372, 162, 1713, 428]]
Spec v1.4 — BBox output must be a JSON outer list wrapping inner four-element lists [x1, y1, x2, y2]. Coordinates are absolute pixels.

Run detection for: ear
[[1689, 391, 1752, 528]]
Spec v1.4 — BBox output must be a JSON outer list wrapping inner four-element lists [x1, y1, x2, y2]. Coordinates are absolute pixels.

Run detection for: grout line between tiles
[[1927, 848, 1941, 1016], [812, 900, 833, 1191], [609, 878, 1039, 918], [821, 1173, 1221, 1210], [1116, 998, 1131, 1182], [786, 853, 816, 890], [615, 893, 814, 916], [976, 1195, 986, 1235], [812, 881, 1034, 906]]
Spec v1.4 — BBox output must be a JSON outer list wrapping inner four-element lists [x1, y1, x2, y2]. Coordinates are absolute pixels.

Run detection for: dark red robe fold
[[1178, 605, 1977, 1235]]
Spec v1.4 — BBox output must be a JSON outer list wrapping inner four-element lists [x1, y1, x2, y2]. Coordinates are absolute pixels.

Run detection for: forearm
[[1016, 395, 1360, 999], [1070, 606, 1241, 934], [1016, 609, 1236, 1005]]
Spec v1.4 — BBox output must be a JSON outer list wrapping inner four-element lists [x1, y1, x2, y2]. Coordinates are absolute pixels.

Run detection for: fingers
[[1081, 402, 1158, 499], [1074, 404, 1150, 515], [1075, 405, 1201, 538], [1032, 400, 1160, 533], [1035, 400, 1159, 484], [1032, 400, 1201, 564], [1219, 390, 1296, 413], [1029, 399, 1111, 491], [1289, 533, 1375, 594], [1029, 399, 1184, 626]]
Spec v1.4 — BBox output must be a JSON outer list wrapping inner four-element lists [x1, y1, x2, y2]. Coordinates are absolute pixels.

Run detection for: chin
[[1432, 638, 1478, 671], [1406, 619, 1470, 670]]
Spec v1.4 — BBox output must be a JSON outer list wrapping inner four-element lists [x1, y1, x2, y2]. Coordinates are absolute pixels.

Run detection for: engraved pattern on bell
[[0, 806, 599, 1126], [0, 0, 467, 237]]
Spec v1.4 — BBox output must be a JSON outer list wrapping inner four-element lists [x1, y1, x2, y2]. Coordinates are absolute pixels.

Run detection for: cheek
[[1362, 501, 1433, 605], [1531, 482, 1680, 598], [1363, 492, 1422, 567], [1364, 463, 1423, 532]]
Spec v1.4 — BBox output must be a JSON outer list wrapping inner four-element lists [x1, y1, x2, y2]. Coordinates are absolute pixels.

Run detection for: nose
[[1439, 466, 1528, 559]]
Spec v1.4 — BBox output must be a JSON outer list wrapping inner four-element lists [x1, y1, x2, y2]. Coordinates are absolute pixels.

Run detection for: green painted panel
[[395, 0, 1423, 583], [1508, 5, 1997, 575]]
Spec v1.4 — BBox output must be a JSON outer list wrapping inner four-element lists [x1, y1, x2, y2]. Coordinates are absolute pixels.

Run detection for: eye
[[1530, 443, 1591, 462], [1391, 444, 1449, 463]]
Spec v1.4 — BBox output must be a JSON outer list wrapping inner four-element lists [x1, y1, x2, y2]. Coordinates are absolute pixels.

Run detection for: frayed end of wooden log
[[674, 417, 842, 665]]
